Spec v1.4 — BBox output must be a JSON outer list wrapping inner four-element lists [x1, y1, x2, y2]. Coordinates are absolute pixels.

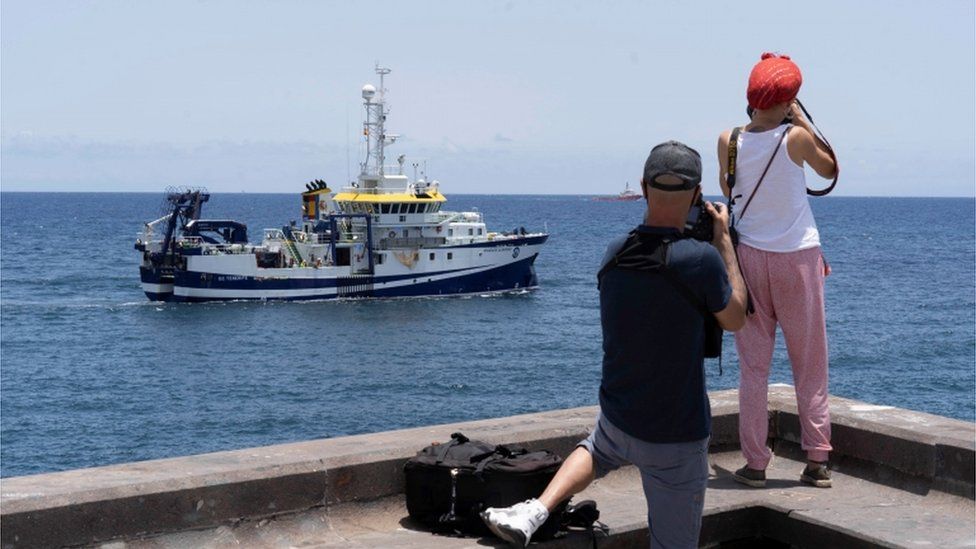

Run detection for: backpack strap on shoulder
[[596, 230, 641, 289]]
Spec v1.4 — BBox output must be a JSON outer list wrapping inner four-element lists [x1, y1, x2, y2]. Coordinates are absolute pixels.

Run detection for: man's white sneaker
[[480, 498, 549, 547]]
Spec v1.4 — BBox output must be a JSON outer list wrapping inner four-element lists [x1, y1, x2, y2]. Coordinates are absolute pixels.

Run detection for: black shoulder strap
[[657, 267, 709, 318], [434, 432, 468, 464], [596, 231, 642, 289], [598, 235, 707, 316]]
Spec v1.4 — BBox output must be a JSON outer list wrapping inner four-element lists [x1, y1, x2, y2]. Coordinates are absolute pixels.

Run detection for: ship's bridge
[[333, 174, 447, 216], [332, 191, 446, 215]]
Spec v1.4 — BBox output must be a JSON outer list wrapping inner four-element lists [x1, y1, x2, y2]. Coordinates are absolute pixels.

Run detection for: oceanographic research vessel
[[135, 66, 549, 302]]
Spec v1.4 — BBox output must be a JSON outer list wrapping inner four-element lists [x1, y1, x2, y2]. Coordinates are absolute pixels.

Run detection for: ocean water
[[1, 192, 973, 478]]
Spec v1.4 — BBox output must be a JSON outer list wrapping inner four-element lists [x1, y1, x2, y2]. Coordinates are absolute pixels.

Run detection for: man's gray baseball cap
[[643, 141, 702, 191]]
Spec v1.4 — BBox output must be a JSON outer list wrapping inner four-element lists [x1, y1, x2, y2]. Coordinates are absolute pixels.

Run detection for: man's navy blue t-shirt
[[598, 225, 732, 443]]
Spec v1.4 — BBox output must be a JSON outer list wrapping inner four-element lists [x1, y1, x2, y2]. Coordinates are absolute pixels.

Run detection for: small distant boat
[[593, 183, 642, 202]]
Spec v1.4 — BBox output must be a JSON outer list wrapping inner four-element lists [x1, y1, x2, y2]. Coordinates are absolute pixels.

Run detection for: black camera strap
[[725, 125, 790, 316], [795, 99, 839, 196], [726, 126, 743, 225]]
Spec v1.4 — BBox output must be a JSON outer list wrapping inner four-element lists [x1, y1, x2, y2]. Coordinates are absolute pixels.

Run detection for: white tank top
[[731, 124, 820, 252]]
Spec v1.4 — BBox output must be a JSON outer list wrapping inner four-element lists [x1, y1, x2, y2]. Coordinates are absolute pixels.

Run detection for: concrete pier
[[2, 385, 973, 548]]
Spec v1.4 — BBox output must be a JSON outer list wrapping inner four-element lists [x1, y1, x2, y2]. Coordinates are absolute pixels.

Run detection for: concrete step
[[116, 451, 974, 549]]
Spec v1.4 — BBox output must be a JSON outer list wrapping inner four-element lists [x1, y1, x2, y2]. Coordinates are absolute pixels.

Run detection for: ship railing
[[431, 212, 458, 223], [193, 244, 254, 256], [178, 236, 204, 247], [263, 228, 286, 241], [375, 237, 444, 249], [310, 232, 332, 245], [431, 211, 483, 224]]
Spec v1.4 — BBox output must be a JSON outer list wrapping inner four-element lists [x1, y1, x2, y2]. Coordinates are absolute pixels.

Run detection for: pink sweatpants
[[735, 244, 831, 469]]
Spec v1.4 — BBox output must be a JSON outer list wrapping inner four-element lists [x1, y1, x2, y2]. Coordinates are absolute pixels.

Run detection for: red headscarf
[[747, 53, 802, 110]]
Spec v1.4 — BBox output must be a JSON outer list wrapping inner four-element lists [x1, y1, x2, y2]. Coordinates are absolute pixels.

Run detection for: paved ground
[[112, 451, 975, 549]]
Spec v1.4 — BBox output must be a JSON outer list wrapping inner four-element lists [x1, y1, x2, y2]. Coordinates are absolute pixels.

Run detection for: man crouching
[[482, 141, 748, 548]]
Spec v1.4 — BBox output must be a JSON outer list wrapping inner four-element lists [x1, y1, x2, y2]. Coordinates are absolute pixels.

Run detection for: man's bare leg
[[539, 447, 596, 511], [481, 446, 598, 547]]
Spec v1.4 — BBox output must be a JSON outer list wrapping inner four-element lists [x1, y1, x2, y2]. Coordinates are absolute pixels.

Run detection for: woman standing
[[717, 53, 838, 488]]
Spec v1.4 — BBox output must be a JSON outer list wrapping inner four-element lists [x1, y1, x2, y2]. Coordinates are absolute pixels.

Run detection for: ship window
[[468, 228, 474, 236], [448, 229, 454, 236], [364, 203, 373, 214], [447, 252, 453, 260], [478, 228, 483, 235], [404, 229, 409, 238], [429, 253, 435, 260], [381, 204, 390, 214], [391, 203, 400, 214], [375, 253, 384, 265], [399, 215, 406, 222], [409, 203, 418, 214]]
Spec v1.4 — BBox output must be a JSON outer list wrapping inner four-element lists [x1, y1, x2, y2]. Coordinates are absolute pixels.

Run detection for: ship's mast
[[360, 65, 398, 188]]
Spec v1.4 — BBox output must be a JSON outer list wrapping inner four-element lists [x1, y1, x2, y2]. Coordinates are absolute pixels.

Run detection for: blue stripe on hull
[[140, 266, 175, 302], [371, 255, 539, 298], [171, 255, 540, 302], [173, 265, 480, 291]]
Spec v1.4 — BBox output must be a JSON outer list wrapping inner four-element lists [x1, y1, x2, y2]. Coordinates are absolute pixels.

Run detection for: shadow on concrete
[[396, 516, 508, 547], [708, 463, 803, 491], [773, 439, 934, 497], [701, 506, 881, 549]]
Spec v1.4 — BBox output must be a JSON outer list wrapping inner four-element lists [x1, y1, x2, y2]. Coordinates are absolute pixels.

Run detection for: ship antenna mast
[[359, 64, 397, 186]]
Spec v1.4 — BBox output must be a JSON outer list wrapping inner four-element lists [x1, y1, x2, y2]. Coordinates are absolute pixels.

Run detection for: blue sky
[[2, 0, 974, 196]]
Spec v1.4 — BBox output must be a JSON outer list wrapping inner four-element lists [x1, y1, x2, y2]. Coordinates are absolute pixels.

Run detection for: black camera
[[683, 198, 714, 241]]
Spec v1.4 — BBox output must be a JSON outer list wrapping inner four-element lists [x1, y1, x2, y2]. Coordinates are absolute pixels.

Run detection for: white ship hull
[[166, 236, 546, 302]]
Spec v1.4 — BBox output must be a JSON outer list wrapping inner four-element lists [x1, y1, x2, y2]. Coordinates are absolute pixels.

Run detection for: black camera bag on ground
[[404, 432, 566, 538]]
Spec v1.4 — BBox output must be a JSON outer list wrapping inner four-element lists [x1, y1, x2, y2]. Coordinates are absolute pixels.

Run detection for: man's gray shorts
[[578, 413, 709, 549]]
